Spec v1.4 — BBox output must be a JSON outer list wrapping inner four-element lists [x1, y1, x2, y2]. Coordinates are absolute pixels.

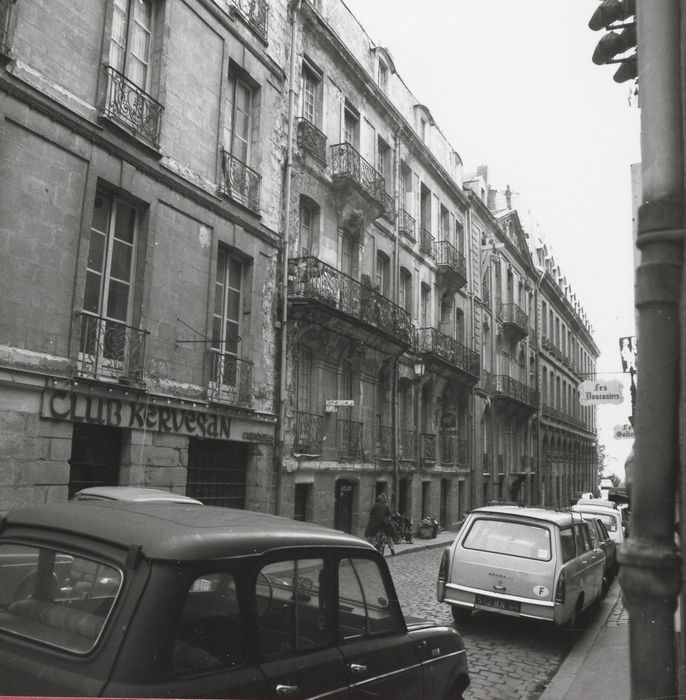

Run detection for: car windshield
[[462, 518, 552, 561], [0, 543, 122, 654]]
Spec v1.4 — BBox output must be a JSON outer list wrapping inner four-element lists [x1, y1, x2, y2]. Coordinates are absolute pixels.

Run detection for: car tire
[[451, 605, 471, 625], [444, 679, 466, 700]]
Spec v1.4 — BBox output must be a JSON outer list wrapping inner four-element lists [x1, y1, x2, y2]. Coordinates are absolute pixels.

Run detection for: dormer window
[[378, 60, 388, 92]]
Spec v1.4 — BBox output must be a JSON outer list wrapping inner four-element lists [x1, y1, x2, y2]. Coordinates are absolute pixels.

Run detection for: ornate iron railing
[[376, 424, 393, 458], [380, 189, 395, 222], [288, 257, 413, 346], [297, 118, 327, 164], [294, 411, 323, 453], [230, 0, 268, 41], [416, 327, 480, 378], [207, 349, 253, 405], [219, 149, 261, 212], [337, 418, 363, 459], [419, 227, 435, 259], [76, 311, 147, 382], [420, 432, 436, 464], [330, 143, 386, 207], [102, 65, 163, 145], [497, 301, 529, 334], [477, 369, 494, 393], [495, 374, 540, 408], [399, 429, 417, 460], [0, 0, 12, 54], [399, 209, 416, 240], [435, 240, 467, 283]]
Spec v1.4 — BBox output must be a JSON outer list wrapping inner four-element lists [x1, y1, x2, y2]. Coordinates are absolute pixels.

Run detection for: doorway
[[334, 479, 354, 533]]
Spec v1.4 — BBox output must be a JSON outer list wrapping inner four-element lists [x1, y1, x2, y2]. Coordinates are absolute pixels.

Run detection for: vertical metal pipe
[[619, 2, 683, 697]]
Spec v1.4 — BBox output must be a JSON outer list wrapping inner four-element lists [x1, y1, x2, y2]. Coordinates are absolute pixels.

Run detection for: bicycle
[[371, 528, 394, 555]]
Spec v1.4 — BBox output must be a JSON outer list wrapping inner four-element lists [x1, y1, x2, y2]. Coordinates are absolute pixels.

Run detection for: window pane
[[106, 280, 130, 321], [110, 239, 133, 282], [226, 289, 240, 321], [228, 257, 242, 288], [84, 271, 102, 314], [87, 230, 106, 273], [463, 519, 552, 561], [559, 528, 576, 563], [173, 572, 244, 673], [91, 194, 111, 235], [114, 202, 135, 244]]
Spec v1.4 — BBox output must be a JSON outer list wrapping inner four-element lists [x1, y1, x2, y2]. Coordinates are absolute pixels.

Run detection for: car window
[[597, 520, 610, 539], [559, 527, 576, 562], [255, 558, 329, 661], [462, 518, 552, 561], [582, 511, 618, 532], [0, 543, 121, 654], [574, 523, 591, 553], [173, 572, 244, 674], [338, 556, 400, 641]]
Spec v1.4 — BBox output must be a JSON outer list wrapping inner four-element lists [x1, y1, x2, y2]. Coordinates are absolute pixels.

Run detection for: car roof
[[72, 486, 203, 505], [571, 504, 621, 518], [0, 502, 373, 561], [467, 505, 583, 527], [575, 498, 617, 509]]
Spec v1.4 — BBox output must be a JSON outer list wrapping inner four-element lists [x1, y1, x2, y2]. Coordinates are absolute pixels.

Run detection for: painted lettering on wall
[[44, 390, 230, 439]]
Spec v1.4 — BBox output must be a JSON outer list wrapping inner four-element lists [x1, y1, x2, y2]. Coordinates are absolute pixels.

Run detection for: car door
[[336, 554, 423, 699], [255, 556, 349, 699], [574, 522, 604, 606]]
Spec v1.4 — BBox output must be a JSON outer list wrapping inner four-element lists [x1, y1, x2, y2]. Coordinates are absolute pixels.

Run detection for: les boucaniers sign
[[42, 389, 231, 440]]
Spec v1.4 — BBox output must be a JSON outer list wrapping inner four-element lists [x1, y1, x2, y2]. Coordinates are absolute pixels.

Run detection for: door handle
[[493, 584, 506, 592], [276, 684, 299, 696], [349, 663, 368, 673]]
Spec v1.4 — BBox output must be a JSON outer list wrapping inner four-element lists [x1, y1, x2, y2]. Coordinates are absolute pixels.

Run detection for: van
[[437, 505, 605, 628]]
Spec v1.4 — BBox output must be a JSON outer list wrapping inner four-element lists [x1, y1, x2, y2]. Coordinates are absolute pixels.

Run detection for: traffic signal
[[588, 0, 637, 83]]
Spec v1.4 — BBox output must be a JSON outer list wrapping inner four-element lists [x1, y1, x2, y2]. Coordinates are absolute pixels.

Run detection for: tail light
[[555, 569, 566, 604], [438, 548, 450, 582]]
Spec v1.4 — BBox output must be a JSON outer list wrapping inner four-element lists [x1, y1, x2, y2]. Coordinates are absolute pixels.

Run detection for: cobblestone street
[[386, 546, 574, 700]]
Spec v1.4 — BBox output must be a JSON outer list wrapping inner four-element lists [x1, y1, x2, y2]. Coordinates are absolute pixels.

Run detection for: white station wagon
[[437, 505, 605, 628]]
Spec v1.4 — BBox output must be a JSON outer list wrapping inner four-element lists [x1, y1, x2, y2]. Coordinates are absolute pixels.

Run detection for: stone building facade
[[0, 0, 598, 532]]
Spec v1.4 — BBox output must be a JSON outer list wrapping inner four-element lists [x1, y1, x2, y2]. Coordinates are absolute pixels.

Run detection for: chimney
[[505, 185, 512, 210], [476, 165, 488, 184], [487, 187, 497, 210]]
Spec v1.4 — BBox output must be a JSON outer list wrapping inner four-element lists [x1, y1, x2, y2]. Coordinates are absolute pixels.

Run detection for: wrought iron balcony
[[416, 327, 480, 379], [380, 189, 395, 222], [497, 301, 529, 340], [294, 411, 323, 454], [288, 257, 413, 350], [399, 429, 417, 461], [420, 432, 436, 465], [337, 418, 363, 459], [230, 0, 268, 41], [330, 142, 386, 217], [207, 349, 253, 406], [494, 374, 540, 410], [399, 209, 416, 241], [477, 369, 494, 393], [219, 149, 261, 212], [102, 65, 164, 146], [435, 240, 467, 292], [297, 118, 327, 165], [76, 311, 147, 383], [419, 227, 435, 259]]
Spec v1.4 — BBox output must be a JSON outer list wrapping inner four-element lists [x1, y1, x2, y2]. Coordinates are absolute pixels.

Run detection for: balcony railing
[[419, 227, 435, 259], [497, 301, 529, 337], [399, 209, 416, 241], [420, 432, 436, 464], [220, 149, 261, 212], [337, 418, 363, 459], [330, 142, 386, 208], [441, 434, 469, 467], [477, 369, 494, 393], [399, 429, 417, 461], [76, 311, 147, 382], [297, 118, 327, 164], [288, 257, 413, 346], [380, 189, 395, 222], [294, 411, 323, 454], [102, 65, 164, 146], [416, 327, 480, 378], [207, 350, 253, 405], [230, 0, 268, 41], [435, 240, 467, 289], [495, 375, 540, 408]]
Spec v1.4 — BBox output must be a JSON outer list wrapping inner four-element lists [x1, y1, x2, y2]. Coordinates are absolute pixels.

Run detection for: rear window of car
[[0, 543, 122, 654], [462, 518, 552, 561], [579, 511, 618, 532]]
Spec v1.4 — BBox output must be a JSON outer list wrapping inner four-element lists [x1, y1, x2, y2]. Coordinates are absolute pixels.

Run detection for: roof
[[575, 499, 618, 510], [468, 505, 580, 527], [72, 486, 203, 505], [1, 503, 373, 561], [571, 504, 622, 517]]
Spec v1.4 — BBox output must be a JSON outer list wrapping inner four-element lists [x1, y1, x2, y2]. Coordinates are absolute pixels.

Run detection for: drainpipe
[[466, 206, 476, 513], [275, 0, 302, 516], [392, 127, 401, 511], [618, 1, 683, 697]]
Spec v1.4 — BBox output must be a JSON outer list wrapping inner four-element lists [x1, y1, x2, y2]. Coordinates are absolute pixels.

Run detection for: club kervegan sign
[[578, 379, 624, 406], [42, 389, 231, 439]]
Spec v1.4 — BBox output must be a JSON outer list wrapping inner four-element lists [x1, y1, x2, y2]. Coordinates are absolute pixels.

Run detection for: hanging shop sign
[[613, 423, 635, 439], [41, 388, 231, 440], [578, 379, 624, 406]]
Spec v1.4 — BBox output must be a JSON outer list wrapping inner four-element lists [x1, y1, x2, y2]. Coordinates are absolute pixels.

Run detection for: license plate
[[475, 594, 521, 613]]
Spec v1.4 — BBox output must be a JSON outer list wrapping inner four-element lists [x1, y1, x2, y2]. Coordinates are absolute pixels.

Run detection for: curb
[[383, 533, 455, 557], [538, 579, 622, 700]]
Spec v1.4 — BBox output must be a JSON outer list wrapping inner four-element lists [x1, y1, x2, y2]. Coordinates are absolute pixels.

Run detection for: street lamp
[[413, 361, 425, 378]]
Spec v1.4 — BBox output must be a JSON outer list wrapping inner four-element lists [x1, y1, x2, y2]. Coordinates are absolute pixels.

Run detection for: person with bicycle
[[364, 493, 395, 555]]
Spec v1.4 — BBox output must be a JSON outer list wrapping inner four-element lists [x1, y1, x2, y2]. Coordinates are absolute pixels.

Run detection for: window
[[256, 559, 329, 659], [294, 483, 312, 521], [440, 205, 450, 243], [338, 557, 399, 640], [399, 268, 412, 314], [375, 252, 390, 296], [377, 60, 388, 92], [110, 0, 153, 89], [296, 345, 313, 413], [173, 572, 244, 673], [463, 519, 552, 561], [344, 102, 359, 148], [456, 218, 465, 254], [559, 527, 576, 562], [68, 424, 122, 497], [419, 117, 427, 141], [299, 197, 319, 256], [377, 137, 392, 193], [225, 74, 253, 164], [420, 283, 431, 327], [301, 61, 322, 127]]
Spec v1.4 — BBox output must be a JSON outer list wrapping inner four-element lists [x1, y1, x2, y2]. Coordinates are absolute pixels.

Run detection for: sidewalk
[[539, 578, 630, 700], [381, 528, 456, 557]]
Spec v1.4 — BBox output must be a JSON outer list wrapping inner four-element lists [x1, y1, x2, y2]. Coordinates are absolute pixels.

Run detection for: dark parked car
[[0, 502, 469, 699], [580, 514, 618, 593]]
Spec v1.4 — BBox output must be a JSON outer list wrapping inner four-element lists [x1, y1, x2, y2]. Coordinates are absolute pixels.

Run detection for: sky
[[343, 0, 641, 480]]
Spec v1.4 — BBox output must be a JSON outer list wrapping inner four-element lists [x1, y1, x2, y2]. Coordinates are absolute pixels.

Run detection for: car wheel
[[444, 679, 466, 700], [451, 605, 471, 624]]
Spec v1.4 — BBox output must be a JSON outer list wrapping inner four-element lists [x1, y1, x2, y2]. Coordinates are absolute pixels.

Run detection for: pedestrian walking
[[365, 493, 395, 555]]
